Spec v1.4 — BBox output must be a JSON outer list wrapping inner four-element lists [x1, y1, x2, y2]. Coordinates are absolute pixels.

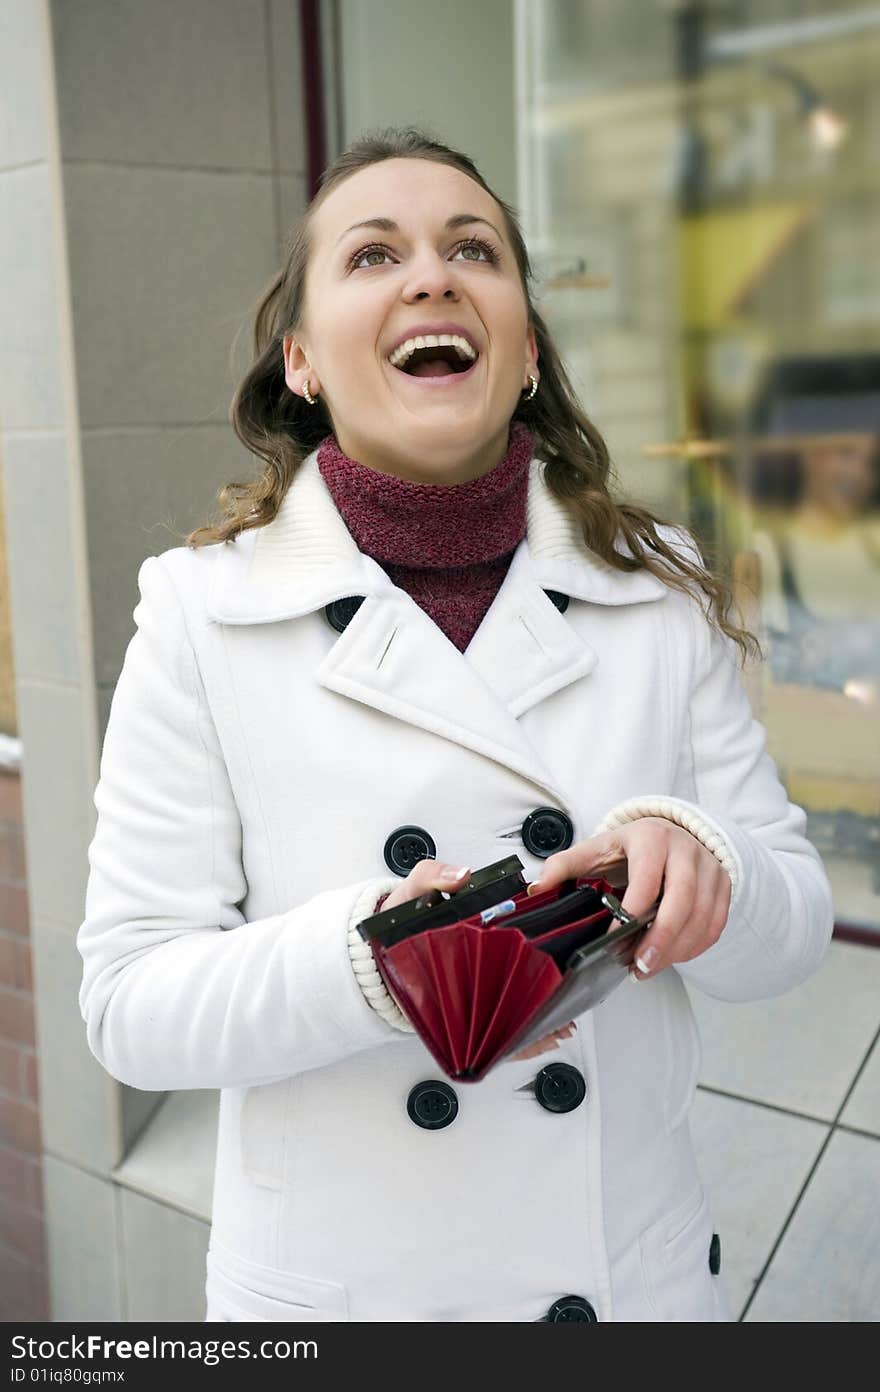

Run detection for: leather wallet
[[356, 855, 660, 1081]]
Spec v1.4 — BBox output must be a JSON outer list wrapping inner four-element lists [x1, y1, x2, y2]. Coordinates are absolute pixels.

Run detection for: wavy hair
[[184, 125, 759, 664]]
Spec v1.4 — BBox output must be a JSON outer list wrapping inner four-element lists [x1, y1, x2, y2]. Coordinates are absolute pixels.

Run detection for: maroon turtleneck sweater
[[316, 421, 534, 652]]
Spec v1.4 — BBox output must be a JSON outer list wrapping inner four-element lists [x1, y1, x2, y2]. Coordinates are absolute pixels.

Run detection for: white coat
[[77, 442, 834, 1323]]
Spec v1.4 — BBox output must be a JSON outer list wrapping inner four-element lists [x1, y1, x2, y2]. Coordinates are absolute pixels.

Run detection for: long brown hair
[[184, 125, 759, 664]]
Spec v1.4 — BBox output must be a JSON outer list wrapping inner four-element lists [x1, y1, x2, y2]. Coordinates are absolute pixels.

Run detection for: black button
[[324, 595, 366, 633], [544, 589, 570, 614], [383, 825, 437, 877], [534, 1062, 587, 1114], [521, 807, 574, 859], [709, 1232, 721, 1275], [407, 1080, 459, 1130], [546, 1295, 597, 1323]]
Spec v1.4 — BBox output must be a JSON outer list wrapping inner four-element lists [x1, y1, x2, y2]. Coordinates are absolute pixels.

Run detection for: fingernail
[[441, 865, 470, 881], [634, 946, 658, 976]]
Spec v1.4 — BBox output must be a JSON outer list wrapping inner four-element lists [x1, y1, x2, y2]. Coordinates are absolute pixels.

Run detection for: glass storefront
[[516, 0, 880, 936]]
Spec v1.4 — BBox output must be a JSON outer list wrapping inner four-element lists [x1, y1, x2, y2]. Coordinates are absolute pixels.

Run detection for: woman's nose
[[402, 251, 461, 301]]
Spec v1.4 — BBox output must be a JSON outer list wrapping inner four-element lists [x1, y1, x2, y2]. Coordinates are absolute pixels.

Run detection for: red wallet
[[356, 856, 660, 1081]]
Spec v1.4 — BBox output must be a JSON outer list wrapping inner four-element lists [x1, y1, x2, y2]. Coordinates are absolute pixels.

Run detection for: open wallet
[[355, 855, 662, 1082]]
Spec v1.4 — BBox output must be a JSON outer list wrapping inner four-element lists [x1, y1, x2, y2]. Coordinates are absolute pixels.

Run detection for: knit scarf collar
[[315, 420, 534, 568]]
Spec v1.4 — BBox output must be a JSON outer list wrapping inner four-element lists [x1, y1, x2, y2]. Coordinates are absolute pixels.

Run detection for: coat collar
[[205, 446, 667, 805], [207, 444, 667, 623]]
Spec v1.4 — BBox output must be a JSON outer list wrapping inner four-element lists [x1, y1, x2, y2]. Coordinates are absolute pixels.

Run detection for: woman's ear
[[525, 322, 538, 378], [282, 333, 311, 394]]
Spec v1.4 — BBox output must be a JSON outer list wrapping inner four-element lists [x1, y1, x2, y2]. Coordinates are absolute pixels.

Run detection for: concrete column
[[338, 0, 517, 203], [0, 0, 307, 1319]]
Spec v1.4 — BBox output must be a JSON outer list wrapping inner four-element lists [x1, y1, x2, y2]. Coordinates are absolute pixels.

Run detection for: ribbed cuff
[[347, 877, 415, 1033], [593, 796, 740, 895]]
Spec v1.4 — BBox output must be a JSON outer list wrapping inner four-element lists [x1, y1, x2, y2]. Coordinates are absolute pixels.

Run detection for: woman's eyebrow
[[334, 213, 503, 246]]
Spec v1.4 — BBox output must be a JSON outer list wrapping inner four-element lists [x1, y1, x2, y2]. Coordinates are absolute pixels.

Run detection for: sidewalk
[[688, 938, 880, 1321]]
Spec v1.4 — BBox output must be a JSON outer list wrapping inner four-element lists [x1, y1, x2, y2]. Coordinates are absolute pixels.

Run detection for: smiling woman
[[279, 158, 539, 483], [185, 126, 757, 658], [77, 126, 834, 1325]]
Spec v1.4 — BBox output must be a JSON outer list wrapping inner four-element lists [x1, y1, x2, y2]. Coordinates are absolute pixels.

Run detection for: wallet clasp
[[599, 891, 661, 931]]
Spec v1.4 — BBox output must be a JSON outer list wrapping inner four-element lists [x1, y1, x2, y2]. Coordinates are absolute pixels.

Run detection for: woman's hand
[[379, 858, 472, 915], [526, 818, 732, 980], [509, 1021, 577, 1062]]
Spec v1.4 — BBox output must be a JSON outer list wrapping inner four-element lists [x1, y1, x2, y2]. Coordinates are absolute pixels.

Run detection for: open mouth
[[389, 342, 479, 381]]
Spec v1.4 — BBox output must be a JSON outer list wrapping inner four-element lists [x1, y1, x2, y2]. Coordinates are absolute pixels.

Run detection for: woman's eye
[[346, 246, 392, 270], [455, 239, 497, 263]]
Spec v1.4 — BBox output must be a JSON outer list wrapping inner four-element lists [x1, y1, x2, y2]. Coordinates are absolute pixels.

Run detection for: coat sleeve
[[596, 569, 835, 1004], [77, 554, 410, 1092]]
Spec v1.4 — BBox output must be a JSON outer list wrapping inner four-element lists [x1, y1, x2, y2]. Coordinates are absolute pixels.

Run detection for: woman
[[77, 127, 833, 1323]]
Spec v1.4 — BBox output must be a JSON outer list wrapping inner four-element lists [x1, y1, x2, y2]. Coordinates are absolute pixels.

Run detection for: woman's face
[[283, 158, 538, 483]]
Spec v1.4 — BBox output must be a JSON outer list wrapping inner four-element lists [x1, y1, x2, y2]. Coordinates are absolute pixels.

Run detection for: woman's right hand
[[379, 858, 472, 914], [509, 1021, 577, 1061]]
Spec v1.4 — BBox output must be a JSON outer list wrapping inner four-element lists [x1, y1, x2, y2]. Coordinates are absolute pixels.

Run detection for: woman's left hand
[[526, 817, 732, 980]]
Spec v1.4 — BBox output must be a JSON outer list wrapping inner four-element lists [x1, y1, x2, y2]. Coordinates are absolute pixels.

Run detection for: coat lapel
[[206, 445, 667, 801]]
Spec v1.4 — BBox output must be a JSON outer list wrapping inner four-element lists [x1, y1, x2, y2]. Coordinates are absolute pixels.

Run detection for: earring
[[302, 378, 318, 406], [522, 374, 538, 401]]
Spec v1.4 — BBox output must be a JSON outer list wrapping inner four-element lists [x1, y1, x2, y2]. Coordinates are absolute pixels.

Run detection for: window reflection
[[746, 361, 880, 695], [518, 0, 880, 926]]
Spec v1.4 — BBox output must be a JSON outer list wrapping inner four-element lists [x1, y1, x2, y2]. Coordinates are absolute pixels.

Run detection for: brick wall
[[0, 768, 48, 1321]]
